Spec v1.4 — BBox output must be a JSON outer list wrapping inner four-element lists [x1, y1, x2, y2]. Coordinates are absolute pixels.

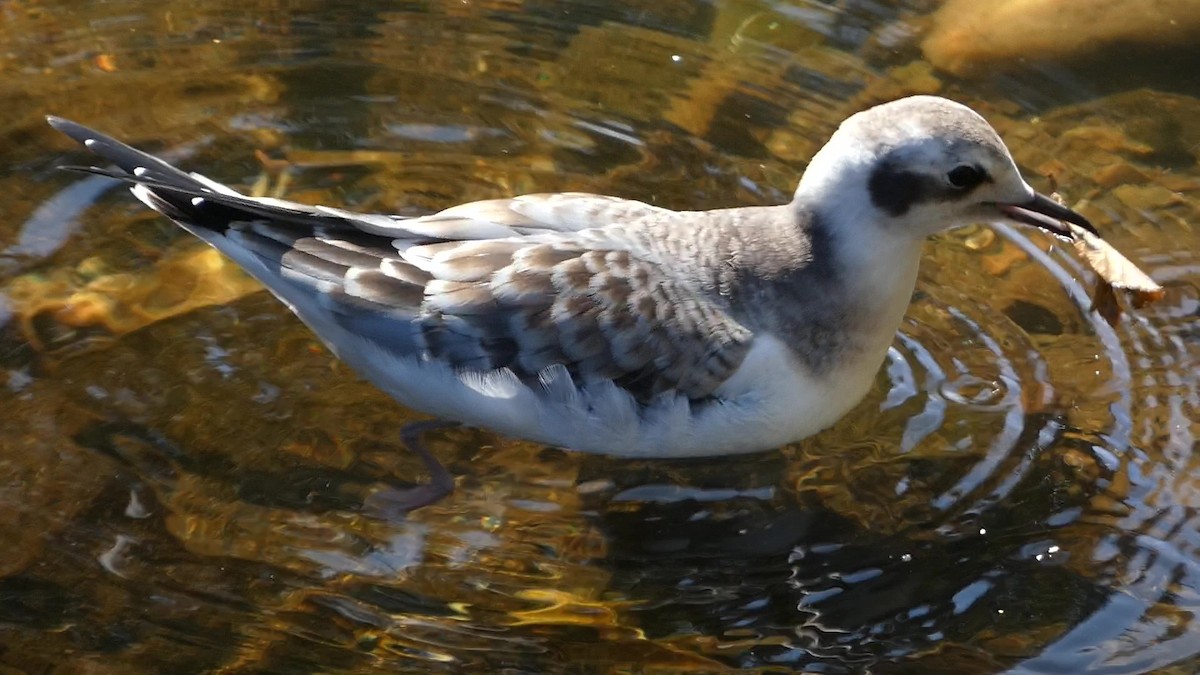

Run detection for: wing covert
[[232, 218, 754, 401]]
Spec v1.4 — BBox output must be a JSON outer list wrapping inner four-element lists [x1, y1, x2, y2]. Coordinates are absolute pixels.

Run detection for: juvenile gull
[[47, 96, 1097, 509]]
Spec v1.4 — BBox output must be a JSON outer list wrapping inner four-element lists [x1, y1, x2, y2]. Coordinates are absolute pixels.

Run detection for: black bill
[[998, 191, 1099, 238]]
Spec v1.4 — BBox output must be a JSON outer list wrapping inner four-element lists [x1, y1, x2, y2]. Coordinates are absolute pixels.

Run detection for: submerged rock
[[922, 0, 1200, 76]]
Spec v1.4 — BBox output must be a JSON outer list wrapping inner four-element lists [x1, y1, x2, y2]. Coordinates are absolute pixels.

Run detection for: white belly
[[208, 202, 920, 459], [326, 329, 889, 459]]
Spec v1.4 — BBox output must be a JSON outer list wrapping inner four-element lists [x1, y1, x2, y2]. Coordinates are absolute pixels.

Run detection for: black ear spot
[[947, 165, 987, 190], [868, 163, 925, 217]]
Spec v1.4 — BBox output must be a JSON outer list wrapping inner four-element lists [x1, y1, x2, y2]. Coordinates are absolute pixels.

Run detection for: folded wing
[[49, 117, 754, 401]]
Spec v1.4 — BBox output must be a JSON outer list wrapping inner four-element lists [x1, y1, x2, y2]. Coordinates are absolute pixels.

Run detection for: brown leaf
[[1091, 276, 1122, 327], [93, 54, 118, 72], [1066, 222, 1165, 326]]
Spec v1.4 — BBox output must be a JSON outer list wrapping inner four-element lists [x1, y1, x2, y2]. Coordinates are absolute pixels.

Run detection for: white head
[[795, 95, 1096, 240]]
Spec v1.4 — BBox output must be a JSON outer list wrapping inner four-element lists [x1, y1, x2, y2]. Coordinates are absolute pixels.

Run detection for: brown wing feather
[[232, 216, 753, 401], [420, 242, 754, 400]]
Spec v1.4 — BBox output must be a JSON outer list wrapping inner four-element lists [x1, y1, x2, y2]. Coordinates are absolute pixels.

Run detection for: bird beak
[[997, 191, 1099, 238]]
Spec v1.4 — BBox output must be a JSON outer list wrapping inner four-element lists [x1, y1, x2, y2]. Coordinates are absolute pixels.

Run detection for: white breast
[[315, 328, 892, 459], [249, 226, 922, 459]]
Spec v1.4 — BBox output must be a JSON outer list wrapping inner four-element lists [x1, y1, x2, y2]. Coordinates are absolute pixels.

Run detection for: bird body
[[48, 96, 1097, 459]]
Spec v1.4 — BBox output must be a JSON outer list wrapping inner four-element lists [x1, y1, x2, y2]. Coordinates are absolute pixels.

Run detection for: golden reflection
[[507, 588, 636, 631], [0, 0, 1199, 673], [6, 247, 260, 351]]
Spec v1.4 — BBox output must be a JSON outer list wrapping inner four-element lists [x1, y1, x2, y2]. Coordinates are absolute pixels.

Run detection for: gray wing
[[48, 116, 753, 401], [239, 219, 754, 401]]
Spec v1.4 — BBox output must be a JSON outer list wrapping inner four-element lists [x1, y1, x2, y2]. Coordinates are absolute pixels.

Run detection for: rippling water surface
[[2, 1, 1199, 673]]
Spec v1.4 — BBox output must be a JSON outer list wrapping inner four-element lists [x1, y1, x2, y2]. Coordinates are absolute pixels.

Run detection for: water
[[2, 0, 1200, 672]]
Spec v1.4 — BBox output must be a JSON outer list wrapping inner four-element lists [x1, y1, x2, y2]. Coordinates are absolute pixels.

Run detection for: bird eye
[[946, 165, 985, 190]]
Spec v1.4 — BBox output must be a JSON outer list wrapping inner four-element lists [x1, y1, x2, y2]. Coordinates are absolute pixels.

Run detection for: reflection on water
[[1, 0, 1199, 673]]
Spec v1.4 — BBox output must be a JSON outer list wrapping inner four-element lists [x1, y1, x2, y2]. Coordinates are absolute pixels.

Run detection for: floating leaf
[[1042, 191, 1164, 326], [1065, 222, 1165, 326]]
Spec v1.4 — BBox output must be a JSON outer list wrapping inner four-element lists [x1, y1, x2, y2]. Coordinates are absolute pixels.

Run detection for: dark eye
[[947, 165, 986, 189]]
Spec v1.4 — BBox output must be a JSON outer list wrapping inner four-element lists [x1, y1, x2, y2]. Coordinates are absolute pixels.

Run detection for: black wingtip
[[44, 115, 345, 240], [44, 115, 196, 186], [46, 115, 97, 146]]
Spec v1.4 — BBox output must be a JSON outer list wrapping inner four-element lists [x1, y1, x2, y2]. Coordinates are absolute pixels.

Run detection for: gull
[[47, 95, 1097, 512]]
